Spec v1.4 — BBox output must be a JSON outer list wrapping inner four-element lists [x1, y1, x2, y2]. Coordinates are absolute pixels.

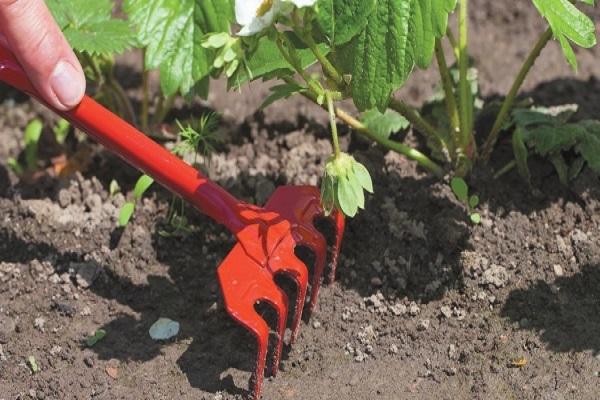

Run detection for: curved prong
[[217, 244, 289, 399], [268, 239, 309, 344], [328, 209, 346, 282]]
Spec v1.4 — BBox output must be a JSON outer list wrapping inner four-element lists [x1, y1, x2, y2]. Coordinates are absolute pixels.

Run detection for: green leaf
[[320, 175, 335, 215], [24, 119, 42, 171], [550, 153, 569, 185], [27, 356, 39, 374], [7, 158, 23, 176], [361, 109, 409, 140], [575, 120, 600, 173], [409, 0, 457, 68], [124, 0, 233, 96], [337, 176, 358, 217], [119, 202, 135, 227], [134, 175, 154, 199], [231, 35, 326, 87], [347, 172, 365, 209], [337, 0, 414, 111], [450, 177, 468, 202], [47, 0, 135, 55], [470, 213, 481, 224], [524, 123, 586, 155], [109, 180, 121, 196], [469, 195, 479, 208], [531, 0, 596, 69], [351, 161, 374, 193], [260, 83, 305, 110], [315, 0, 376, 46], [568, 156, 586, 180], [512, 127, 531, 185], [86, 329, 107, 347], [53, 119, 70, 145]]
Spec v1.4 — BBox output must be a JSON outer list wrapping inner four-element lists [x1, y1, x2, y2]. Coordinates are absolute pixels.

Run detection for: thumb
[[0, 0, 86, 110]]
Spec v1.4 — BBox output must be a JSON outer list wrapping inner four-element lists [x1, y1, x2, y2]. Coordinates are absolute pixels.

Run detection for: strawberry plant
[[45, 0, 598, 218], [173, 0, 595, 216]]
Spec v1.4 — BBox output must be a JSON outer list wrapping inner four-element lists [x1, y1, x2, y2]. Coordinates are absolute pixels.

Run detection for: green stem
[[435, 39, 460, 152], [153, 94, 176, 127], [493, 160, 516, 180], [326, 91, 341, 158], [300, 30, 344, 87], [388, 98, 448, 155], [481, 27, 553, 162], [458, 0, 472, 151], [107, 77, 137, 126], [284, 76, 444, 177], [275, 31, 322, 95], [446, 27, 460, 59]]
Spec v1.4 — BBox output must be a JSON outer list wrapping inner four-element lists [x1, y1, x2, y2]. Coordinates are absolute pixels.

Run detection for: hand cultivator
[[0, 44, 344, 399]]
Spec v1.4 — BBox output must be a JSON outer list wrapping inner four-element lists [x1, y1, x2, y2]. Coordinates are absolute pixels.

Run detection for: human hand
[[0, 0, 86, 110]]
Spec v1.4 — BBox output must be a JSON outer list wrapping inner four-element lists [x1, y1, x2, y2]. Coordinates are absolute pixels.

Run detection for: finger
[[0, 0, 86, 110]]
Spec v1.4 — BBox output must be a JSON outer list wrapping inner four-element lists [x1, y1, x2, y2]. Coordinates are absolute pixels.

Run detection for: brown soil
[[2, 1, 600, 400]]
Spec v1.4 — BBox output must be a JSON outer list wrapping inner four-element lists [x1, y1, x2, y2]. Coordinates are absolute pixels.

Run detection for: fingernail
[[50, 61, 84, 109]]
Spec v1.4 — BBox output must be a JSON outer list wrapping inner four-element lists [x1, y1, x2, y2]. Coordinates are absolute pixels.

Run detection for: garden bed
[[1, 1, 600, 399]]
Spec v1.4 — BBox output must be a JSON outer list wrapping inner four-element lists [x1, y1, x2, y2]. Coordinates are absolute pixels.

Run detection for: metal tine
[[268, 242, 310, 344], [217, 244, 289, 400]]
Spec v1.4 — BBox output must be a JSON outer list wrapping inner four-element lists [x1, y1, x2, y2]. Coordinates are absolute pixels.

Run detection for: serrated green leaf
[[119, 202, 135, 227], [337, 0, 414, 111], [531, 0, 596, 70], [450, 177, 468, 201], [347, 172, 365, 209], [337, 176, 358, 217], [134, 175, 154, 199], [124, 0, 233, 96], [361, 109, 409, 140], [410, 0, 457, 68], [260, 83, 305, 109], [524, 123, 586, 155], [47, 0, 135, 55], [315, 0, 376, 46], [352, 161, 374, 193]]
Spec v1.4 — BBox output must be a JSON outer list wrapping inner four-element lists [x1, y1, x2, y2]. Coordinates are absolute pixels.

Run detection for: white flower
[[236, 0, 318, 36]]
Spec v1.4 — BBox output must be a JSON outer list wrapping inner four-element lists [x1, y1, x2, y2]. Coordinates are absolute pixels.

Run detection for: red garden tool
[[0, 44, 344, 399]]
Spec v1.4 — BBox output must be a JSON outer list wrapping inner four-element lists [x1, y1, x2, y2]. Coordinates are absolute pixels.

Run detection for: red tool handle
[[0, 44, 248, 233]]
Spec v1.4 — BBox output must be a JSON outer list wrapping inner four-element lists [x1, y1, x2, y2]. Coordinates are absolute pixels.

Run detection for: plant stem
[[301, 31, 344, 87], [153, 94, 176, 127], [493, 160, 516, 179], [326, 91, 341, 158], [107, 77, 137, 126], [388, 98, 448, 155], [141, 50, 150, 132], [445, 27, 460, 59], [458, 0, 472, 152], [481, 27, 553, 162], [284, 76, 444, 177], [435, 39, 460, 151], [336, 108, 444, 177]]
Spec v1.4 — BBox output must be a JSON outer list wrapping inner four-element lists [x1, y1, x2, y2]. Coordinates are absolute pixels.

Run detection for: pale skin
[[0, 0, 85, 110]]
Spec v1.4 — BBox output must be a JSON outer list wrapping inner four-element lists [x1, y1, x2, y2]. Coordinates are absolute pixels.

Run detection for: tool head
[[217, 186, 344, 399]]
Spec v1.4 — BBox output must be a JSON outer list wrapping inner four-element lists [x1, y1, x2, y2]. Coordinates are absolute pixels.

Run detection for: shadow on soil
[[2, 76, 600, 397], [501, 263, 600, 355]]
